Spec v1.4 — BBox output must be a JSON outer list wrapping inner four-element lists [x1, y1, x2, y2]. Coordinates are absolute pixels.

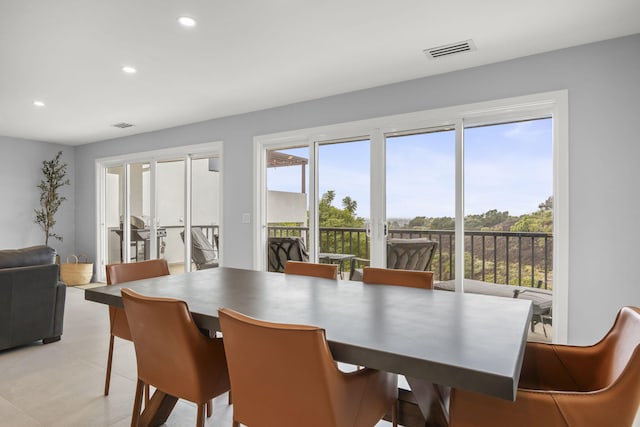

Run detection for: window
[[256, 91, 568, 343]]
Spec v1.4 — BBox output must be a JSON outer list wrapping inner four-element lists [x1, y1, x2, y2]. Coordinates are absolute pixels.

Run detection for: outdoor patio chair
[[350, 238, 437, 281], [268, 236, 309, 272], [449, 306, 640, 427], [181, 227, 219, 270]]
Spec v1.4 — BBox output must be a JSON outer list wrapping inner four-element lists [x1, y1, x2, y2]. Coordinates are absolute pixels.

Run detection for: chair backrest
[[218, 307, 348, 426], [121, 288, 229, 404], [362, 267, 433, 289], [284, 261, 338, 280], [105, 259, 170, 340], [386, 238, 437, 271], [268, 237, 309, 272], [106, 259, 170, 285], [592, 306, 640, 390], [180, 227, 217, 268]]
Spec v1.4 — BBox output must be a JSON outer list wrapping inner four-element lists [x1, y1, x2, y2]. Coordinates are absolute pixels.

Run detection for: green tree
[[511, 197, 553, 232], [342, 196, 357, 216], [430, 216, 455, 230], [408, 216, 429, 228]]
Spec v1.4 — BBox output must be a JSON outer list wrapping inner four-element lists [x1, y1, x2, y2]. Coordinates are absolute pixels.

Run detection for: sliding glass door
[[97, 144, 222, 281], [257, 92, 565, 342]]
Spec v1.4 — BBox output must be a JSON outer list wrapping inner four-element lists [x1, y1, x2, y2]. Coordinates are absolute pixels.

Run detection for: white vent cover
[[424, 39, 476, 59], [112, 122, 134, 128]]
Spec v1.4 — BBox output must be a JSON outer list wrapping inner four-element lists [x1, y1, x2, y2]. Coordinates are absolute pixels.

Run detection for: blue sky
[[267, 118, 552, 219]]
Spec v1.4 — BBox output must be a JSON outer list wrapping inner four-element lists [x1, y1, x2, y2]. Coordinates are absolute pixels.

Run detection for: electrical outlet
[[242, 213, 251, 224]]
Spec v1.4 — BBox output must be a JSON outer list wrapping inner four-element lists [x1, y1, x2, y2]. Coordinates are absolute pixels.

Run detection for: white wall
[[73, 34, 640, 345], [0, 136, 75, 259]]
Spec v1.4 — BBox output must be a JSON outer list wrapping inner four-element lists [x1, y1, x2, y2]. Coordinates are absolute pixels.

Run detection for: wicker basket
[[60, 254, 93, 286]]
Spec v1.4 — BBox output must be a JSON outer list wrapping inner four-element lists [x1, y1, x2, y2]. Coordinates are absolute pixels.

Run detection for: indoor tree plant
[[34, 151, 70, 246]]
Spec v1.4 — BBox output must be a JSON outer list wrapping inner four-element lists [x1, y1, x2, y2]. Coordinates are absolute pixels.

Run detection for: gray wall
[[73, 34, 640, 345], [0, 136, 75, 259]]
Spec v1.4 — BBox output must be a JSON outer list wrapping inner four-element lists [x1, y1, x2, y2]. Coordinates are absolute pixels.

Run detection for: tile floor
[[0, 287, 395, 427]]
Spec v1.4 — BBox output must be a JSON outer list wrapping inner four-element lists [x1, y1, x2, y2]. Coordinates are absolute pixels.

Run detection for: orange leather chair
[[284, 260, 338, 279], [449, 306, 640, 427], [218, 307, 398, 427], [362, 267, 434, 289], [104, 259, 170, 397], [122, 288, 230, 427]]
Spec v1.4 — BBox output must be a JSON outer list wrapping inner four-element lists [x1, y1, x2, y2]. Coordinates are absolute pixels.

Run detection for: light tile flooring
[[0, 287, 393, 427]]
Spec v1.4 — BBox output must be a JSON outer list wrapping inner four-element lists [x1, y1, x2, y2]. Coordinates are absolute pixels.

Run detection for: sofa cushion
[[0, 245, 56, 269]]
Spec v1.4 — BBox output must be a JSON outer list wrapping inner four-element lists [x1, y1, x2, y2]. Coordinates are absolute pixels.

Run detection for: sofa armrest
[[0, 264, 64, 350]]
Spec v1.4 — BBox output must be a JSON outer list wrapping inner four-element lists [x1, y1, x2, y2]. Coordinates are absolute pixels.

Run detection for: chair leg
[[228, 389, 232, 404], [391, 399, 398, 427], [196, 403, 205, 427], [232, 421, 240, 427], [144, 384, 150, 406], [104, 335, 115, 396], [130, 379, 144, 427], [206, 399, 212, 417]]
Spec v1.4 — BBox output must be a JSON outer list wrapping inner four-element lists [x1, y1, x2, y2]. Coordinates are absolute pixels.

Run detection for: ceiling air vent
[[112, 122, 134, 129], [424, 39, 476, 59]]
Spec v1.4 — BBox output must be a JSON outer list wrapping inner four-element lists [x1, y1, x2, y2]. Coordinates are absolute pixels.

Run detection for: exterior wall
[[72, 33, 640, 345], [0, 136, 75, 259]]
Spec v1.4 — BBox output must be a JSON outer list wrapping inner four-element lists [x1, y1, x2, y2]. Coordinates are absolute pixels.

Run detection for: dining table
[[85, 266, 532, 427]]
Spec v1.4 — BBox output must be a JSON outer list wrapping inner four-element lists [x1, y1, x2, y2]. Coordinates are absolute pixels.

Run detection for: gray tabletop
[[85, 267, 531, 400]]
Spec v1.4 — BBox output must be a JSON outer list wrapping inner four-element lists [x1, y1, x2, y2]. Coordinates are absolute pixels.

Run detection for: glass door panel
[[317, 139, 370, 278], [105, 165, 124, 265], [265, 147, 310, 270], [126, 162, 151, 263], [463, 118, 553, 341], [385, 129, 455, 281], [190, 156, 221, 271], [156, 159, 185, 272]]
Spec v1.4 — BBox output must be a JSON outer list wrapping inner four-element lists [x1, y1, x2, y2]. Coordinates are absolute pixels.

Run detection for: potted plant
[[34, 151, 70, 246]]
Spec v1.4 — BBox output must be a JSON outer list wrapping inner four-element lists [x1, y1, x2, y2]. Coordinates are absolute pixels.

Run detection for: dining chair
[[362, 267, 434, 289], [449, 306, 640, 427], [122, 288, 230, 427], [104, 259, 170, 398], [284, 260, 338, 279], [218, 307, 398, 427]]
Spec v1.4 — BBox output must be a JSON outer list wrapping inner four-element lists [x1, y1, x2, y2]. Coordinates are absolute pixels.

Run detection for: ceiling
[[1, 1, 639, 146]]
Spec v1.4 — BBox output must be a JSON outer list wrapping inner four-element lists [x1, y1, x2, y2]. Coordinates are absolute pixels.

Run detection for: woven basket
[[60, 254, 93, 286]]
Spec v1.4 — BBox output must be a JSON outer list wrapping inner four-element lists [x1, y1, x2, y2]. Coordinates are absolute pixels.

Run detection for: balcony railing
[[268, 226, 553, 289]]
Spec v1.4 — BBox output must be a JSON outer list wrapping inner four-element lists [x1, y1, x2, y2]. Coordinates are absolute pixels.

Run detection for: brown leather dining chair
[[449, 306, 640, 427], [218, 307, 398, 427], [284, 260, 338, 279], [122, 288, 230, 427], [362, 267, 434, 289], [104, 259, 170, 398]]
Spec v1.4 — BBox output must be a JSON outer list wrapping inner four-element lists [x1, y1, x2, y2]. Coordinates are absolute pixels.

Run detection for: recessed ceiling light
[[178, 16, 197, 27], [121, 65, 137, 74], [33, 100, 45, 107]]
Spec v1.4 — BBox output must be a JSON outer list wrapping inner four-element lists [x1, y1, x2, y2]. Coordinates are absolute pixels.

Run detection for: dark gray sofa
[[0, 245, 66, 351]]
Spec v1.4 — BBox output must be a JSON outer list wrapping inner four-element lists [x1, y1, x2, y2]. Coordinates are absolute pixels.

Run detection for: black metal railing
[[268, 226, 553, 289]]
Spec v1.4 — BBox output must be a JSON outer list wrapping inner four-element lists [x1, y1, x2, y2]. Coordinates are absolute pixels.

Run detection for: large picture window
[[255, 91, 568, 343]]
